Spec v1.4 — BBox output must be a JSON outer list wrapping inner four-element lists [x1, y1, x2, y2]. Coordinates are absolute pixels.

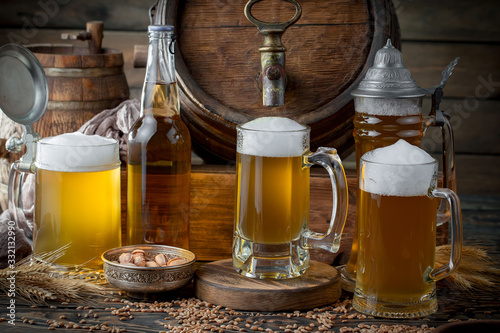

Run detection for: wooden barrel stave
[[163, 0, 400, 162], [26, 45, 129, 138]]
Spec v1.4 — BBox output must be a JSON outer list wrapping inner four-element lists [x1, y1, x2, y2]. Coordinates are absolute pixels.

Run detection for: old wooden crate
[[119, 167, 449, 265]]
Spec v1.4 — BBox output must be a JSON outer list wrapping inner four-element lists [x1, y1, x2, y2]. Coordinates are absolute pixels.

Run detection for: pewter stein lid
[[351, 39, 426, 98]]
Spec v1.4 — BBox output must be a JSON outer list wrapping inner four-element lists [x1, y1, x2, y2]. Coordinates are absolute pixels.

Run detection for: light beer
[[236, 153, 309, 244], [127, 159, 190, 248], [346, 97, 424, 278], [127, 81, 191, 249], [357, 191, 437, 302], [233, 117, 348, 279], [33, 133, 121, 269], [233, 117, 311, 279], [354, 140, 443, 318]]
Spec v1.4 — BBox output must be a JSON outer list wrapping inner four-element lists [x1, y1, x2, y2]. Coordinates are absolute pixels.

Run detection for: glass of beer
[[353, 140, 462, 318], [233, 117, 348, 279], [342, 40, 458, 292], [10, 132, 122, 270], [344, 97, 425, 287]]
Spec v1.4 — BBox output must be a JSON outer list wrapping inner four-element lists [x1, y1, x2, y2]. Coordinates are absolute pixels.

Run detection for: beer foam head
[[360, 140, 436, 196], [237, 117, 309, 157], [36, 132, 120, 172], [354, 97, 422, 116]]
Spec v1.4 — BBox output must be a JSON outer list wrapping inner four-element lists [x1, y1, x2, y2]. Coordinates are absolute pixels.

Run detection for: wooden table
[[1, 195, 499, 333]]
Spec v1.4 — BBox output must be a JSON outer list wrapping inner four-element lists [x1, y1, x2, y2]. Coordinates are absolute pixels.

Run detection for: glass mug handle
[[8, 160, 33, 240], [424, 114, 456, 225], [300, 147, 348, 253], [428, 187, 462, 281]]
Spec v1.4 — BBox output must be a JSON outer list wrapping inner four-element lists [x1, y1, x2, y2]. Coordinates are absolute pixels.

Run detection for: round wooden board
[[194, 259, 341, 312]]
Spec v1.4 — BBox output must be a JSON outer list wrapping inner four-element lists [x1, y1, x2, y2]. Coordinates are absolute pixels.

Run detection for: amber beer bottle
[[127, 25, 191, 249]]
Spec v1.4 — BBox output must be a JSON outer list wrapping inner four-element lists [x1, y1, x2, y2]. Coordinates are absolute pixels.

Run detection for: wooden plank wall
[[396, 0, 500, 196], [0, 0, 499, 196]]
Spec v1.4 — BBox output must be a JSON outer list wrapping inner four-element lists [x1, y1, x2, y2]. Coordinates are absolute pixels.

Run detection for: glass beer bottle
[[127, 25, 191, 249]]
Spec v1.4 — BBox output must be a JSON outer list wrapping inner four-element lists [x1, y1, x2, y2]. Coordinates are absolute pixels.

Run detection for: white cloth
[[78, 99, 140, 161]]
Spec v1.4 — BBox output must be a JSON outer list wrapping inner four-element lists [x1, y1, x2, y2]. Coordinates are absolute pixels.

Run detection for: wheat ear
[[437, 244, 500, 291], [0, 245, 102, 304]]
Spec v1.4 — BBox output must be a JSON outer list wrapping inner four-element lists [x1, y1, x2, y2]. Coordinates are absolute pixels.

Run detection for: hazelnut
[[154, 253, 168, 267], [167, 257, 187, 266], [133, 256, 146, 267], [118, 252, 133, 264], [146, 261, 160, 267]]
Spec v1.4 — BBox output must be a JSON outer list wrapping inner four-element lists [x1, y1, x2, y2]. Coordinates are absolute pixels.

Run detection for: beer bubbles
[[36, 132, 120, 172], [360, 140, 436, 197], [238, 117, 309, 157]]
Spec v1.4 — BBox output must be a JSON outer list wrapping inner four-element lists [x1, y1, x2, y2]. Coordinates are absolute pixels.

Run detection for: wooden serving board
[[194, 259, 341, 312]]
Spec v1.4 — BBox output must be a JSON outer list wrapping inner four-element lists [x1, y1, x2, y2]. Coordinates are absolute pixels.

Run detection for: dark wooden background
[[0, 1, 498, 331], [1, 0, 498, 197]]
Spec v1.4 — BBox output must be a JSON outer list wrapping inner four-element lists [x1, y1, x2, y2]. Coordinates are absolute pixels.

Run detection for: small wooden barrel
[[26, 44, 129, 139], [161, 0, 399, 162]]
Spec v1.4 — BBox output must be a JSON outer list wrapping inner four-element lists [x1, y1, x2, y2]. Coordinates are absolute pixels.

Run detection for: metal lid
[[351, 39, 426, 98], [0, 44, 48, 126]]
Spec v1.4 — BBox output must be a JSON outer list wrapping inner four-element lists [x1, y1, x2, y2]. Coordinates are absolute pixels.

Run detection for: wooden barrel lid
[[164, 0, 400, 162], [194, 259, 341, 311]]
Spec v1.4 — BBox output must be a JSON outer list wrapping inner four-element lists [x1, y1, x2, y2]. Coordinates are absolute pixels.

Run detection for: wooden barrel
[[26, 44, 129, 139], [162, 0, 399, 162]]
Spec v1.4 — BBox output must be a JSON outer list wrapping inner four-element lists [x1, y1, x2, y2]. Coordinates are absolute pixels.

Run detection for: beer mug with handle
[[9, 133, 122, 269], [1, 45, 122, 270], [353, 140, 462, 318], [233, 117, 348, 279], [343, 39, 460, 291]]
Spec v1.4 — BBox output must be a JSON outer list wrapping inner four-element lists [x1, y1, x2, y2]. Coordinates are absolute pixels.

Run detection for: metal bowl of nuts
[[101, 245, 196, 296]]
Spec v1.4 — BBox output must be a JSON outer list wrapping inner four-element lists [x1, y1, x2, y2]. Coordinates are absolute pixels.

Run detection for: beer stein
[[353, 140, 462, 318], [341, 39, 460, 291], [0, 44, 121, 270], [30, 133, 121, 268], [9, 134, 122, 269], [233, 117, 348, 279]]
